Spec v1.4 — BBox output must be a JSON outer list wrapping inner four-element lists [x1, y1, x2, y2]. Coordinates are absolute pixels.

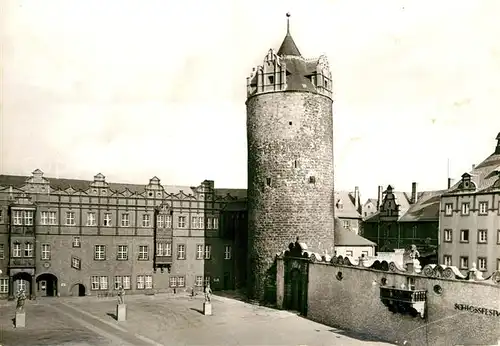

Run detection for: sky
[[2, 0, 500, 201]]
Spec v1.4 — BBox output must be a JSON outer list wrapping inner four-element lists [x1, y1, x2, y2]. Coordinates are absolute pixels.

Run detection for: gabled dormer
[[146, 176, 163, 198], [89, 173, 109, 195], [379, 185, 400, 219], [24, 169, 50, 194], [456, 173, 476, 192]]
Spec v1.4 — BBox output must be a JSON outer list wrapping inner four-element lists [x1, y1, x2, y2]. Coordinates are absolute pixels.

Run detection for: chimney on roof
[[411, 182, 418, 204], [447, 178, 453, 189], [472, 164, 476, 170], [377, 185, 383, 210], [354, 186, 360, 211], [495, 132, 500, 154]]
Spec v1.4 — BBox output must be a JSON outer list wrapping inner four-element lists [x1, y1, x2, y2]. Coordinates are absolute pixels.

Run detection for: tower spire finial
[[286, 12, 291, 34]]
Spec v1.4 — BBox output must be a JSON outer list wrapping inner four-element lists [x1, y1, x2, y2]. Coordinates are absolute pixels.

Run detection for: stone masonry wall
[[307, 262, 500, 346], [246, 91, 335, 302]]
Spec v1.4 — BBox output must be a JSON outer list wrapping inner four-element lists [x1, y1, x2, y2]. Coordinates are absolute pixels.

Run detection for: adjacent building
[[362, 198, 378, 219], [363, 183, 444, 266], [0, 170, 247, 299], [334, 187, 363, 235], [333, 218, 376, 258], [439, 133, 500, 276]]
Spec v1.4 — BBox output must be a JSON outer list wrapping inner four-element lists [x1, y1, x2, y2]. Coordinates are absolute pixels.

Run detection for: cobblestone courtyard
[[0, 293, 393, 346]]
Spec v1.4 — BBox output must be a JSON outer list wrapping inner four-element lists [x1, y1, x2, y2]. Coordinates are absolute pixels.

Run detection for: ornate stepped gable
[[0, 169, 245, 202]]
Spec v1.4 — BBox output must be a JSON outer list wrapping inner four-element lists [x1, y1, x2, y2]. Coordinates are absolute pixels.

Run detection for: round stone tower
[[246, 14, 335, 303]]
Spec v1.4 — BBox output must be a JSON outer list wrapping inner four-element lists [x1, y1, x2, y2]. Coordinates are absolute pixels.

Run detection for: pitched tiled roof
[[364, 198, 378, 207], [398, 190, 447, 222], [448, 153, 500, 193], [334, 191, 361, 219], [334, 218, 376, 246], [363, 189, 443, 223], [0, 173, 244, 199]]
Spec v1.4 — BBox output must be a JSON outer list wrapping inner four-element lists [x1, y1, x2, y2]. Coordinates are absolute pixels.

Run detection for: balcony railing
[[10, 225, 35, 235], [380, 286, 427, 318], [9, 257, 35, 267], [155, 255, 172, 264]]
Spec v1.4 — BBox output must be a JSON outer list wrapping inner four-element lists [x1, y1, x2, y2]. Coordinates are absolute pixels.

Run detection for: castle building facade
[[0, 170, 247, 299], [245, 15, 335, 302], [363, 183, 443, 267], [439, 133, 500, 276]]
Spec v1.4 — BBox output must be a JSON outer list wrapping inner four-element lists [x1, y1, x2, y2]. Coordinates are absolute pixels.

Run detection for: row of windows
[[0, 242, 233, 261], [444, 201, 500, 216], [0, 275, 214, 294], [9, 210, 219, 229], [443, 229, 500, 244], [442, 255, 500, 272]]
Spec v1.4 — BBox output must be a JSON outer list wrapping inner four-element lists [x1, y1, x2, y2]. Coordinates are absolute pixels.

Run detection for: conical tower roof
[[277, 13, 302, 57]]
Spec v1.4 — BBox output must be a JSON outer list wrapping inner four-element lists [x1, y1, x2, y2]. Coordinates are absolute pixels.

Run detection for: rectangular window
[[461, 202, 470, 216], [121, 213, 130, 227], [204, 244, 211, 260], [71, 256, 81, 270], [66, 211, 75, 225], [478, 229, 488, 243], [49, 211, 57, 225], [444, 203, 453, 216], [195, 276, 203, 287], [0, 209, 2, 223], [169, 277, 177, 287], [178, 244, 186, 260], [443, 255, 452, 266], [86, 212, 96, 226], [13, 211, 22, 225], [91, 276, 100, 290], [24, 211, 34, 225], [99, 276, 108, 290], [178, 216, 186, 228], [196, 244, 203, 260], [498, 229, 500, 244], [460, 229, 469, 243], [224, 245, 232, 260], [157, 215, 164, 228], [0, 279, 8, 293], [460, 256, 469, 270], [342, 220, 349, 229], [137, 275, 145, 290], [178, 277, 185, 288], [198, 216, 204, 229], [206, 217, 213, 230], [345, 250, 353, 257], [145, 275, 153, 289], [138, 245, 149, 260], [41, 211, 48, 225], [13, 243, 21, 257], [41, 244, 51, 260], [497, 259, 500, 271], [0, 244, 4, 259], [156, 243, 164, 256], [117, 245, 128, 260], [444, 229, 452, 242], [361, 251, 369, 258], [479, 201, 488, 215], [165, 215, 172, 228], [72, 236, 81, 248], [191, 216, 197, 229], [213, 217, 219, 230], [94, 245, 106, 260], [142, 214, 151, 227], [478, 257, 487, 271], [114, 276, 123, 290], [103, 213, 112, 226], [24, 242, 33, 257], [204, 276, 211, 287], [122, 276, 131, 290]]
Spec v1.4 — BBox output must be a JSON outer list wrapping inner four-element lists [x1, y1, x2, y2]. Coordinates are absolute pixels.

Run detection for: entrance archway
[[12, 272, 33, 297], [71, 283, 86, 297], [36, 273, 58, 297]]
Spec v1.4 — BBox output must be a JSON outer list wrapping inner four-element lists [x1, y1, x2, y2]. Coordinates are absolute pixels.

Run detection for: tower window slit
[[268, 76, 274, 84], [266, 178, 272, 187], [309, 176, 316, 184], [294, 160, 298, 168]]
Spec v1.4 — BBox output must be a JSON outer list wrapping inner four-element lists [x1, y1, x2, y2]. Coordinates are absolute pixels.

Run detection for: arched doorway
[[12, 272, 33, 297], [71, 283, 86, 297], [36, 273, 58, 297]]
